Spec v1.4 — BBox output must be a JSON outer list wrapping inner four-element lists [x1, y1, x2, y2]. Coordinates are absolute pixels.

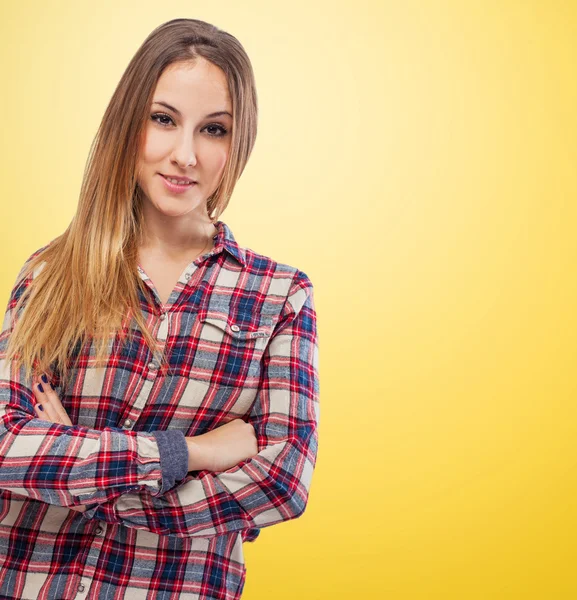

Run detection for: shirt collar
[[213, 220, 247, 267]]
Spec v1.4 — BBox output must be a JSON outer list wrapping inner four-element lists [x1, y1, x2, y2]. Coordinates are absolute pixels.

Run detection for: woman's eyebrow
[[152, 100, 232, 119]]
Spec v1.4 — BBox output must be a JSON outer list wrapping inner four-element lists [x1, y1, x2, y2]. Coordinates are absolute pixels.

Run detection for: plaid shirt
[[0, 220, 319, 600]]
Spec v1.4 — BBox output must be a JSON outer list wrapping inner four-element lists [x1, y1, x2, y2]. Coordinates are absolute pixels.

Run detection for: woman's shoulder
[[241, 245, 314, 291], [239, 246, 315, 321]]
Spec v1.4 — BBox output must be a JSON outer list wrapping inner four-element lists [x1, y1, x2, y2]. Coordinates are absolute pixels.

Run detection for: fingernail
[[41, 374, 48, 384], [37, 404, 44, 411], [38, 383, 44, 393]]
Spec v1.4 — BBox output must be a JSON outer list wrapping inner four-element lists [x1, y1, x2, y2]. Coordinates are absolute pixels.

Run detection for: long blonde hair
[[4, 18, 258, 390]]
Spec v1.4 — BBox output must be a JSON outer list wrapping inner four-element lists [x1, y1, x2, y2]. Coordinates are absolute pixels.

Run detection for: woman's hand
[[32, 373, 72, 426], [31, 373, 87, 513], [186, 418, 259, 472]]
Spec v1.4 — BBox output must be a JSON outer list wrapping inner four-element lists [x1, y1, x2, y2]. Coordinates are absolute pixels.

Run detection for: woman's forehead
[[153, 61, 232, 115]]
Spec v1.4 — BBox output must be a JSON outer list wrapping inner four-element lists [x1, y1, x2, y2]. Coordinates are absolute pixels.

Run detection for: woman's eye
[[204, 124, 228, 137], [150, 114, 228, 137], [151, 113, 174, 127]]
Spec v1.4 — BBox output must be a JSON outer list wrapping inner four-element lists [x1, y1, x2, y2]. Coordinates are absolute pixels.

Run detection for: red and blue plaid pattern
[[0, 220, 319, 600]]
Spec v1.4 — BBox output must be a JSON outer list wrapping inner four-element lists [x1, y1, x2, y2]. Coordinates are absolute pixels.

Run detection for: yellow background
[[1, 1, 576, 598]]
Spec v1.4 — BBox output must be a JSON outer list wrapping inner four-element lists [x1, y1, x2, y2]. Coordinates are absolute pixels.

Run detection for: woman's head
[[136, 57, 233, 222], [100, 18, 259, 227], [6, 19, 258, 386]]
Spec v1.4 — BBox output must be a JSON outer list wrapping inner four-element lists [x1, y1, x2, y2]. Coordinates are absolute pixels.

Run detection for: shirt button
[[184, 273, 191, 280], [95, 526, 103, 535], [148, 361, 158, 370], [77, 584, 85, 592], [159, 312, 166, 320], [230, 324, 240, 332], [124, 419, 132, 428]]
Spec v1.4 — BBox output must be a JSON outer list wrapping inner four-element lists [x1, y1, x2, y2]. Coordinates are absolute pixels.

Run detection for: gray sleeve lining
[[152, 429, 189, 494]]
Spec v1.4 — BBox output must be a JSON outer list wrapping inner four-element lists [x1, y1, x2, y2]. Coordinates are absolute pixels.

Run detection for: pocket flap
[[199, 315, 273, 342]]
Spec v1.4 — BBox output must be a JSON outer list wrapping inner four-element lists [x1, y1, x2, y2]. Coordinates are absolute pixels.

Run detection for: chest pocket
[[169, 314, 273, 431], [189, 313, 273, 388]]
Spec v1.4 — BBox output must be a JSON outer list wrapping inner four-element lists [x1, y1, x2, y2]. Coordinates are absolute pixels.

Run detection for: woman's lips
[[159, 174, 198, 194]]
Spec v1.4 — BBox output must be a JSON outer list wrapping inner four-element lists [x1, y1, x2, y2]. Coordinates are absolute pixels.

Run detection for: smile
[[159, 174, 198, 194]]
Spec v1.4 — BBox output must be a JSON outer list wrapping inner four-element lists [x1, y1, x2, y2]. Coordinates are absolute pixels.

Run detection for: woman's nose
[[171, 132, 198, 168]]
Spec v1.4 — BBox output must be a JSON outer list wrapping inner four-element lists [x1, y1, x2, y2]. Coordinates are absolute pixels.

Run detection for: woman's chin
[[149, 197, 203, 218]]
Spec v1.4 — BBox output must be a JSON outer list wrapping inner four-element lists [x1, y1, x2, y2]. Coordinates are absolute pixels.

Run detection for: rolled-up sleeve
[[84, 270, 320, 538], [0, 256, 184, 508]]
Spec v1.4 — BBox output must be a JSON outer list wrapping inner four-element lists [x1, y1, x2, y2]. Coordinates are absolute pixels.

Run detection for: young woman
[[0, 18, 319, 600]]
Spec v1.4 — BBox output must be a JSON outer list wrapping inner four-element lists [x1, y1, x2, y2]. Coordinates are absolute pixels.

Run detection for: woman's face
[[136, 58, 233, 218]]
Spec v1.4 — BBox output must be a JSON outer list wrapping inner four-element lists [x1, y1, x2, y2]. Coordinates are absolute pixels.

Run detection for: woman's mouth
[[159, 174, 198, 194]]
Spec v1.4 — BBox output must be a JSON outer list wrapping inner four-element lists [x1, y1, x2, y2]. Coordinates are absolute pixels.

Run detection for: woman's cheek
[[142, 128, 170, 162], [214, 147, 229, 178]]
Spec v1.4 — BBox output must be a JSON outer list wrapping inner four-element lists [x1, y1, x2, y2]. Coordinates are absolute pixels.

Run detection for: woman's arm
[[32, 389, 260, 513], [82, 272, 320, 538], [0, 257, 189, 509]]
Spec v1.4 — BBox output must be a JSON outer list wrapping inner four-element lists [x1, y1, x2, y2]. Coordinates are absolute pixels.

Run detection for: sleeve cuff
[[152, 429, 189, 494]]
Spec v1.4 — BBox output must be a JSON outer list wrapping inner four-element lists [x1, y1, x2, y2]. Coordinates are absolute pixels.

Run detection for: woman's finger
[[32, 381, 60, 423], [38, 374, 73, 426], [32, 376, 65, 424], [33, 401, 55, 422]]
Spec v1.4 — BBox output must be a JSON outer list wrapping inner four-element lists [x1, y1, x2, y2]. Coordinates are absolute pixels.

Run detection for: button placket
[[157, 312, 169, 343], [73, 517, 107, 597]]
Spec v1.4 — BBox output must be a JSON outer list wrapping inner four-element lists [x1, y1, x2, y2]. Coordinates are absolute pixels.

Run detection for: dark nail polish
[[41, 374, 48, 384], [37, 404, 44, 411], [50, 383, 54, 390], [38, 383, 44, 393]]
